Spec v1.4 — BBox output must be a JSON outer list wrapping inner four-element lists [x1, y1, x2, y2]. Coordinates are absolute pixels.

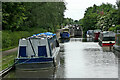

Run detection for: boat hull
[[102, 43, 115, 46], [15, 61, 54, 70], [15, 47, 60, 70], [99, 40, 115, 47]]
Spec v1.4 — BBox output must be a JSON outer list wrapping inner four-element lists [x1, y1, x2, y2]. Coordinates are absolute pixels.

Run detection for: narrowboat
[[60, 28, 70, 39], [86, 30, 94, 38], [15, 32, 60, 70], [98, 31, 115, 47], [113, 30, 120, 53], [74, 26, 82, 36], [69, 26, 74, 37], [92, 30, 101, 42]]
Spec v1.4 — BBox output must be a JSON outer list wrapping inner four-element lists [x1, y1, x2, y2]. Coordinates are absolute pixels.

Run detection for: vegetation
[[2, 2, 66, 50], [2, 2, 66, 32], [2, 51, 17, 70], [2, 28, 48, 50], [77, 0, 120, 36], [1, 2, 66, 71]]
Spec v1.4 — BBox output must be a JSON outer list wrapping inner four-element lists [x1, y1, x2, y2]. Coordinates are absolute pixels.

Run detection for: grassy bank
[[2, 51, 17, 70], [1, 27, 49, 70], [2, 28, 48, 51]]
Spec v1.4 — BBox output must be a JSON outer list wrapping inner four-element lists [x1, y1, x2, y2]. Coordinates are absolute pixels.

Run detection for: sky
[[64, 0, 117, 20]]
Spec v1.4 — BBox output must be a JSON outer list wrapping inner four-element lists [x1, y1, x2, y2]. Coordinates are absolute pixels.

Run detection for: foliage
[[63, 18, 74, 26], [2, 2, 66, 50], [2, 2, 66, 32], [2, 27, 47, 50], [116, 0, 120, 24], [79, 2, 120, 35], [108, 25, 120, 32]]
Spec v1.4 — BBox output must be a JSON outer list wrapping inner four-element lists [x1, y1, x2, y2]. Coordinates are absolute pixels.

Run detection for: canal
[[3, 38, 118, 79]]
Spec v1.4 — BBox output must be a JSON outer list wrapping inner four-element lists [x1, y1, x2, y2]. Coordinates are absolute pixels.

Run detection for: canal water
[[3, 38, 118, 79]]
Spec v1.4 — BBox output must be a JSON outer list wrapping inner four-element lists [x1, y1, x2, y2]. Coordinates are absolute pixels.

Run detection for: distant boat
[[86, 30, 94, 38], [98, 31, 115, 47], [15, 32, 60, 70], [113, 30, 120, 53], [92, 30, 101, 42], [60, 28, 70, 39], [74, 26, 82, 36]]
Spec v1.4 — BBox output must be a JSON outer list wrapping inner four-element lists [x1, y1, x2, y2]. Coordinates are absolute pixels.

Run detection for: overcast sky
[[64, 0, 117, 20]]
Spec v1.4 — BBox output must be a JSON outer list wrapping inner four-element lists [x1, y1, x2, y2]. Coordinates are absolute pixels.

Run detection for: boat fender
[[53, 58, 56, 67], [56, 40, 59, 47]]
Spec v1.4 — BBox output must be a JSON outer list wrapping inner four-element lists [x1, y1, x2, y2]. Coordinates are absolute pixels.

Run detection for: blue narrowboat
[[60, 28, 70, 39], [15, 32, 60, 70]]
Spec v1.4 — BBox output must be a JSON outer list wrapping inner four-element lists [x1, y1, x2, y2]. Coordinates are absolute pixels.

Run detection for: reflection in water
[[59, 38, 70, 43], [15, 68, 55, 78], [64, 38, 118, 78], [114, 50, 120, 79], [4, 38, 118, 78], [4, 68, 55, 78], [82, 38, 94, 42], [102, 46, 113, 52]]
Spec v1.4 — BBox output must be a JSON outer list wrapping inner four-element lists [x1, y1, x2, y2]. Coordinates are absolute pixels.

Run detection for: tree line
[[63, 0, 120, 35], [2, 2, 66, 32], [2, 2, 66, 50], [79, 0, 120, 34]]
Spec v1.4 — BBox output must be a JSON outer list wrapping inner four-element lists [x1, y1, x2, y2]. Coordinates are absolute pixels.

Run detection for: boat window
[[103, 37, 115, 41], [38, 46, 47, 57], [19, 46, 27, 57]]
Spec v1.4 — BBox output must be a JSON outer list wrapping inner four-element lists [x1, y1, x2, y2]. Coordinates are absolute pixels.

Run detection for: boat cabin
[[15, 32, 60, 69], [98, 31, 115, 46]]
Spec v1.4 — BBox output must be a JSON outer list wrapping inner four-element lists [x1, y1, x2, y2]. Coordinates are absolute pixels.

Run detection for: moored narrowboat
[[15, 32, 60, 70], [98, 31, 115, 47], [92, 30, 101, 42], [113, 30, 120, 53], [86, 30, 94, 38], [74, 26, 82, 36], [60, 28, 70, 39]]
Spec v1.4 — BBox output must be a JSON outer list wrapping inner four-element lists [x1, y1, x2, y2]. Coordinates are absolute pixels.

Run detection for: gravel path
[[2, 47, 18, 56]]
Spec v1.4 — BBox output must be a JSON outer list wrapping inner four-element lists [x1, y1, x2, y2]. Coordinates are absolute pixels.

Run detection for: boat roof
[[88, 30, 94, 32], [94, 30, 101, 33], [101, 31, 115, 37], [62, 28, 69, 30], [22, 32, 56, 40]]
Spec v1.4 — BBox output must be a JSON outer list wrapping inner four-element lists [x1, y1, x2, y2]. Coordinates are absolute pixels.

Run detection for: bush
[[108, 25, 120, 32], [108, 27, 115, 31], [2, 27, 47, 50]]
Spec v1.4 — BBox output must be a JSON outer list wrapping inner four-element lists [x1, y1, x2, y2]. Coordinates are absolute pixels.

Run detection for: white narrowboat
[[98, 31, 115, 47], [15, 32, 60, 70]]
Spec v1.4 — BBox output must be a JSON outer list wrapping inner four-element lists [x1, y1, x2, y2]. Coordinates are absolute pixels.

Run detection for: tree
[[2, 2, 66, 32]]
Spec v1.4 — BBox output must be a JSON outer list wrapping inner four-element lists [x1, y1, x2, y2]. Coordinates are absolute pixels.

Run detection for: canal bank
[[1, 30, 62, 77], [3, 38, 118, 78]]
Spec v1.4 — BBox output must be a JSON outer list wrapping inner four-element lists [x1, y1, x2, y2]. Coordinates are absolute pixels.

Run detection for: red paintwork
[[102, 43, 115, 46], [94, 32, 100, 41]]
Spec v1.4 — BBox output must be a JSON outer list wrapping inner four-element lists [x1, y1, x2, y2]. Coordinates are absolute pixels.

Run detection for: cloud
[[64, 0, 116, 20]]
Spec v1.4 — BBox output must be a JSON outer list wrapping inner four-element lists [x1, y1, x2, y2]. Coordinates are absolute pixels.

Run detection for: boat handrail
[[17, 56, 52, 59]]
